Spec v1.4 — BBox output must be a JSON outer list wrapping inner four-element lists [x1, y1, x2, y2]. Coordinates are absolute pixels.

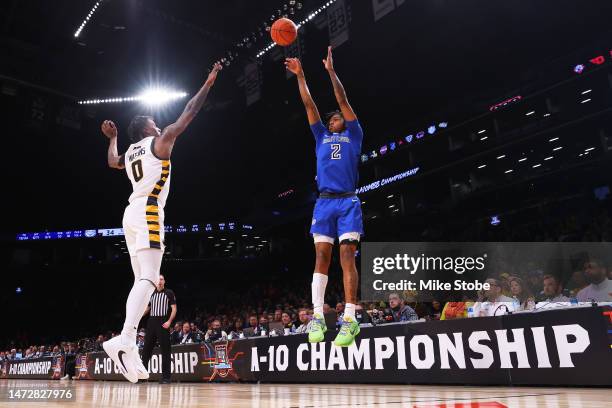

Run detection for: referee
[[142, 274, 176, 384]]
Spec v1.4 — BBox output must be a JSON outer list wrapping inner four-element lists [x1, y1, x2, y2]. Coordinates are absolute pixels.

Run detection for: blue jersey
[[311, 119, 363, 193]]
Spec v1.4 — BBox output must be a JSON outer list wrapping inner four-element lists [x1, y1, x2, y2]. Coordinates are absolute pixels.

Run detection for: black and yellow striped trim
[[146, 160, 170, 249]]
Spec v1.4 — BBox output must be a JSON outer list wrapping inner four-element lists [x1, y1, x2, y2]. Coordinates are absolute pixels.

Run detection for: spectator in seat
[[335, 302, 344, 316], [388, 293, 419, 322], [577, 259, 612, 302], [247, 315, 259, 333], [258, 315, 270, 336], [96, 335, 106, 352], [205, 319, 228, 342], [136, 330, 145, 348], [281, 312, 295, 333], [440, 300, 474, 320], [322, 303, 332, 314], [228, 319, 245, 339], [427, 300, 443, 320], [177, 321, 196, 344], [541, 275, 570, 302], [295, 309, 312, 334], [509, 276, 536, 311], [568, 270, 588, 297], [171, 322, 182, 345], [473, 278, 515, 316], [274, 309, 283, 322]]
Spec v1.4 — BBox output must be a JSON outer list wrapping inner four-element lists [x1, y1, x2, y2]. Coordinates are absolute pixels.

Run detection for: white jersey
[[124, 136, 172, 208]]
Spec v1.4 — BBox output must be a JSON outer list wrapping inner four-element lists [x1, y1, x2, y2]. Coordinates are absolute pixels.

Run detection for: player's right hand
[[101, 120, 118, 139], [284, 58, 303, 75]]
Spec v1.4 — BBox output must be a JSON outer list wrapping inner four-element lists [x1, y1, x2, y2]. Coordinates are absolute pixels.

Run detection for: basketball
[[270, 18, 297, 46]]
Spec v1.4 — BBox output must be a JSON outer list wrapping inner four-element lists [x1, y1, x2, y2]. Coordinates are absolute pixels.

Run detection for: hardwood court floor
[[1, 379, 611, 408]]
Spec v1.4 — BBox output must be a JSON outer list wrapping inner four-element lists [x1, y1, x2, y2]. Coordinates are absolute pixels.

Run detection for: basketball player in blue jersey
[[100, 63, 222, 383], [285, 46, 363, 347]]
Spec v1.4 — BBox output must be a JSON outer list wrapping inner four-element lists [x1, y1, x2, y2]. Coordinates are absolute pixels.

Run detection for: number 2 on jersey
[[331, 143, 341, 160], [132, 159, 144, 182]]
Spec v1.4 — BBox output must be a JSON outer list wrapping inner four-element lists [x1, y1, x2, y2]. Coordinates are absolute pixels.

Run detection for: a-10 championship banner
[[0, 356, 64, 380], [77, 306, 612, 386]]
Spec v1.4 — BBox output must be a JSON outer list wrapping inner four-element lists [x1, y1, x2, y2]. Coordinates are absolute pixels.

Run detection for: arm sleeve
[[345, 119, 363, 142], [167, 290, 176, 305], [310, 121, 327, 143]]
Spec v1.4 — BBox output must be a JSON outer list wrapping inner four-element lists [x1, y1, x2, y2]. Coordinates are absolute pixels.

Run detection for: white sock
[[121, 249, 162, 345], [311, 272, 328, 317], [344, 303, 356, 320]]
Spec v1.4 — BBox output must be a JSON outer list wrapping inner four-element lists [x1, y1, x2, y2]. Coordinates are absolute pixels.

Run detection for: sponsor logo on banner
[[203, 341, 244, 381]]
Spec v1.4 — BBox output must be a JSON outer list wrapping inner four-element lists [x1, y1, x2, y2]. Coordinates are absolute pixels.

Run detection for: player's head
[[326, 111, 345, 133], [127, 115, 161, 142]]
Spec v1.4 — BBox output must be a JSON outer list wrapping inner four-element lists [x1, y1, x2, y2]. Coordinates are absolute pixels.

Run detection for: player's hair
[[127, 115, 153, 142], [325, 110, 344, 122]]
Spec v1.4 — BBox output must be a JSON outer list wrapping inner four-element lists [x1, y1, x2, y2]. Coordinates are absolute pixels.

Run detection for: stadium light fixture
[[74, 0, 104, 38], [549, 137, 559, 142], [477, 164, 486, 169], [518, 158, 527, 162], [78, 88, 188, 106], [496, 155, 506, 159]]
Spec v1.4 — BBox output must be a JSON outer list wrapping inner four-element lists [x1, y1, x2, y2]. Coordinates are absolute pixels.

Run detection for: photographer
[[205, 319, 228, 342]]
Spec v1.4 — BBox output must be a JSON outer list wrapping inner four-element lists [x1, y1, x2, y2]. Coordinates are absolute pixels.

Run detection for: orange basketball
[[270, 18, 297, 46]]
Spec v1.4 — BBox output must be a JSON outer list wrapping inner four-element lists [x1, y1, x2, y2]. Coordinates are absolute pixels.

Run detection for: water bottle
[[512, 297, 520, 312], [467, 306, 475, 318], [570, 297, 578, 307]]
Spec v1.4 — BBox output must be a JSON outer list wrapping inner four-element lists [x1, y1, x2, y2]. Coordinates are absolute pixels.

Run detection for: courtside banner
[[360, 242, 612, 301], [237, 306, 612, 386], [77, 343, 250, 382], [76, 306, 612, 385], [0, 356, 64, 379]]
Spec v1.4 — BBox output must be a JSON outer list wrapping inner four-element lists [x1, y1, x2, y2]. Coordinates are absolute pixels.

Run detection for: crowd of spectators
[[3, 197, 612, 361]]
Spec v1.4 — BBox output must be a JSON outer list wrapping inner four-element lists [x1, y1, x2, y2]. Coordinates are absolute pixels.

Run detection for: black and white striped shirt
[[148, 288, 176, 318]]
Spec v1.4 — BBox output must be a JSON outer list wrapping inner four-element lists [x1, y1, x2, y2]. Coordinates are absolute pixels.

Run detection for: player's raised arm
[[323, 46, 357, 122], [101, 120, 125, 169], [155, 62, 223, 158], [285, 58, 321, 125]]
